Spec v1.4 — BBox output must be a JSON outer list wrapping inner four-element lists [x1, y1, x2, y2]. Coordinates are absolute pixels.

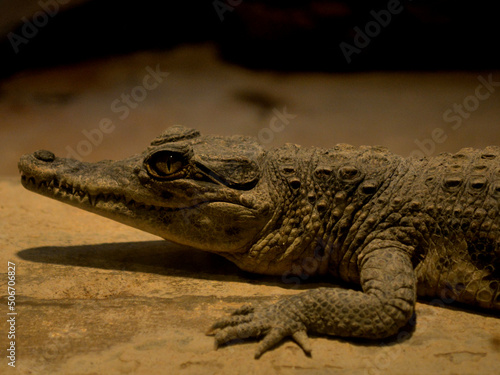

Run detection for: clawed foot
[[206, 302, 312, 359]]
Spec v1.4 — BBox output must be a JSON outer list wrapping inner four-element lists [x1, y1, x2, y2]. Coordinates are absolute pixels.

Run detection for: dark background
[[1, 0, 499, 78], [1, 0, 500, 176]]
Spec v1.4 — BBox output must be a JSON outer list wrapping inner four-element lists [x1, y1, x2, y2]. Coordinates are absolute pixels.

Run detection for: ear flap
[[151, 125, 201, 146]]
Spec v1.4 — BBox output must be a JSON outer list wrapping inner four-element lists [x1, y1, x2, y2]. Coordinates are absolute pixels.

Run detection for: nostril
[[34, 150, 55, 162]]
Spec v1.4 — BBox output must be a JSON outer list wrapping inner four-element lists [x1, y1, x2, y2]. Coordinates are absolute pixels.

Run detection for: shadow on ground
[[18, 240, 240, 277], [17, 240, 335, 290]]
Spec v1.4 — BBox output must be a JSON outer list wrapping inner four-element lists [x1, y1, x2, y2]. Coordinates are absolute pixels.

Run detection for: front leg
[[208, 240, 417, 358]]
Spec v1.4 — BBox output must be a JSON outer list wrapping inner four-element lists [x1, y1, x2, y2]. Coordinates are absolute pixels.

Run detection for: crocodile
[[18, 125, 500, 358]]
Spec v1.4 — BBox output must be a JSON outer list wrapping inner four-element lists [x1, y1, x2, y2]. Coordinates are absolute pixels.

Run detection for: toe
[[231, 304, 255, 316], [214, 322, 267, 347], [292, 331, 312, 356], [254, 327, 287, 359], [207, 314, 254, 335]]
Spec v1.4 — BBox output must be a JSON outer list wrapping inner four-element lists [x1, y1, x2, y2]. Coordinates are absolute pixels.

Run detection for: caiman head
[[18, 126, 273, 254]]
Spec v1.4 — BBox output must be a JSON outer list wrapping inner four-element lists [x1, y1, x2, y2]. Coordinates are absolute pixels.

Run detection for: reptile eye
[[144, 150, 188, 179]]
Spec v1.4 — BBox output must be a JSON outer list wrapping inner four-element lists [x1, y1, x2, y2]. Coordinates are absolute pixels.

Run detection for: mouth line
[[19, 172, 247, 214], [20, 172, 176, 213]]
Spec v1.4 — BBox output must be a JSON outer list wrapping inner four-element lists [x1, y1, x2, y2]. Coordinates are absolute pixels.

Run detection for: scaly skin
[[18, 126, 500, 358]]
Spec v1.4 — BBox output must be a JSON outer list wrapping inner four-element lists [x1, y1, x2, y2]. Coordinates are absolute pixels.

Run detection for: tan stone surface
[[1, 44, 500, 374]]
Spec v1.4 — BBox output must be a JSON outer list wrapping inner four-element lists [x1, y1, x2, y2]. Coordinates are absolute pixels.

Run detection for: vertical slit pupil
[[167, 155, 172, 172]]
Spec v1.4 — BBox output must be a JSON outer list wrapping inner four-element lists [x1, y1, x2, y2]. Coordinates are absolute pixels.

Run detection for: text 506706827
[[7, 262, 16, 368]]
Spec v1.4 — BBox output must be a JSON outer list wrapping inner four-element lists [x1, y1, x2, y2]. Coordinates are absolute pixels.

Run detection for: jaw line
[[19, 171, 252, 228], [19, 171, 213, 214]]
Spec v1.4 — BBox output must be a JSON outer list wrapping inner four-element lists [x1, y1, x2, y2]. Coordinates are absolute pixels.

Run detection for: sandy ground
[[1, 44, 500, 374], [1, 177, 500, 374]]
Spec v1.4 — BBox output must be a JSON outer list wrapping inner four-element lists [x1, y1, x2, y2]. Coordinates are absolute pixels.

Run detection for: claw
[[206, 328, 216, 336], [292, 331, 312, 356], [254, 327, 287, 359]]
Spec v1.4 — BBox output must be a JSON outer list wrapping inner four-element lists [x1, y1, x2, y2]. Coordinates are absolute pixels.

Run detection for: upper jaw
[[18, 150, 264, 213], [18, 152, 143, 209]]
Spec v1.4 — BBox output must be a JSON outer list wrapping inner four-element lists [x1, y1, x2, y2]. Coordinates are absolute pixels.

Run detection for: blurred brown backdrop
[[1, 0, 500, 175]]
